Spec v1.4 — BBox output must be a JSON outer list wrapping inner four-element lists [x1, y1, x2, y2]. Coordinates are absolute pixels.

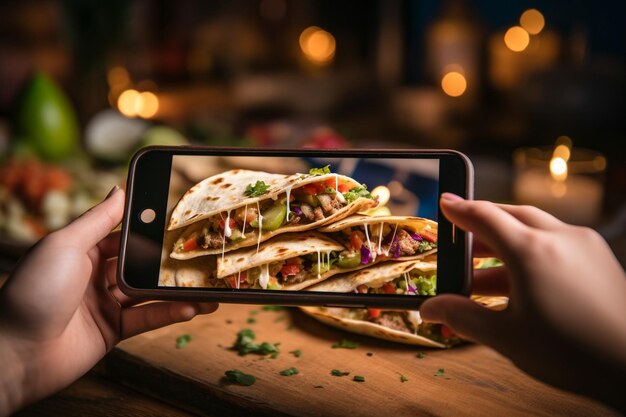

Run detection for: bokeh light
[[550, 157, 568, 181], [299, 26, 336, 65], [504, 26, 530, 52], [441, 71, 467, 97], [520, 9, 545, 35], [117, 89, 159, 118], [138, 92, 159, 118]]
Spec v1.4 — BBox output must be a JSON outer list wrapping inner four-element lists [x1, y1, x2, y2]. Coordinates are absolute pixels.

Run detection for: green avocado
[[17, 72, 79, 161]]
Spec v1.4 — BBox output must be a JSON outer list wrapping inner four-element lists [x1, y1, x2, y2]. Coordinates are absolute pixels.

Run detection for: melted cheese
[[285, 185, 293, 222], [256, 201, 263, 253], [335, 174, 346, 203], [259, 264, 270, 289], [363, 223, 375, 262], [377, 221, 384, 254], [385, 224, 399, 256]]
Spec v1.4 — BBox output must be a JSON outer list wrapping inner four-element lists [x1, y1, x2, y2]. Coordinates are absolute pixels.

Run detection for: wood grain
[[101, 304, 619, 417]]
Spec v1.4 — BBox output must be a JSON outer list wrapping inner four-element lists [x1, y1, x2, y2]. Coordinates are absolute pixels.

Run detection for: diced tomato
[[368, 308, 381, 319], [280, 263, 301, 277], [219, 217, 237, 230], [182, 236, 199, 251], [356, 284, 368, 293], [225, 272, 249, 289], [441, 324, 454, 339], [301, 184, 319, 195], [382, 283, 396, 294], [349, 231, 363, 251], [289, 194, 295, 202], [338, 183, 351, 193], [421, 229, 438, 243], [324, 178, 336, 189]]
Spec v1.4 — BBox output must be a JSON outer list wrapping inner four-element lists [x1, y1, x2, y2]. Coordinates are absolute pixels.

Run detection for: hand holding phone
[[118, 147, 473, 308]]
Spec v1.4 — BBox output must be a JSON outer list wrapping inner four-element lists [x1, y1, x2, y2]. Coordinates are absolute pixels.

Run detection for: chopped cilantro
[[262, 305, 285, 311], [244, 181, 270, 197], [343, 185, 372, 203], [290, 349, 302, 358], [332, 339, 359, 349], [434, 368, 445, 377], [279, 367, 299, 376], [353, 376, 365, 382], [331, 369, 350, 377], [415, 274, 437, 296], [270, 351, 280, 359], [224, 370, 256, 386], [400, 374, 408, 383], [233, 329, 279, 356], [247, 318, 256, 324], [416, 352, 426, 359], [308, 165, 332, 176], [175, 334, 192, 349]]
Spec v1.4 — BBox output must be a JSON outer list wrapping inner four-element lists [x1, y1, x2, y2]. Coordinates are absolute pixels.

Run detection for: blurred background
[[0, 0, 625, 268]]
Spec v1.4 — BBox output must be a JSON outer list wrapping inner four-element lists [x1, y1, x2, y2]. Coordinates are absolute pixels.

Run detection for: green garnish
[[480, 258, 504, 269], [343, 185, 372, 203], [262, 305, 285, 311], [418, 241, 436, 253], [332, 339, 359, 349], [176, 334, 192, 349], [271, 352, 280, 359], [233, 329, 279, 356], [434, 368, 445, 377], [415, 275, 437, 296], [324, 186, 336, 194], [224, 369, 256, 386], [247, 318, 256, 324], [290, 349, 302, 358], [331, 369, 350, 377], [400, 374, 408, 383], [244, 180, 270, 197], [279, 367, 299, 376], [417, 352, 426, 359], [353, 375, 365, 382], [308, 165, 332, 176]]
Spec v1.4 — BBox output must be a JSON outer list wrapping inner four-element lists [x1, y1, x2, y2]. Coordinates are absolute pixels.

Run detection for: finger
[[121, 301, 219, 339], [420, 294, 506, 346], [59, 187, 125, 249], [495, 203, 563, 230], [97, 231, 121, 260], [440, 194, 527, 260], [473, 236, 496, 257], [472, 267, 510, 296]]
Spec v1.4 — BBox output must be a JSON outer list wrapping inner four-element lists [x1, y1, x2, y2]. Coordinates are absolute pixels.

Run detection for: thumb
[[60, 186, 125, 249], [421, 294, 505, 346]]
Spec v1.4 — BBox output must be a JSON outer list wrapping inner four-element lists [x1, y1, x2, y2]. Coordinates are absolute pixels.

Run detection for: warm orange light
[[117, 89, 141, 117], [299, 26, 336, 64], [520, 9, 545, 35], [504, 26, 530, 52], [441, 71, 467, 97], [138, 92, 159, 118], [550, 157, 568, 182], [107, 66, 130, 87]]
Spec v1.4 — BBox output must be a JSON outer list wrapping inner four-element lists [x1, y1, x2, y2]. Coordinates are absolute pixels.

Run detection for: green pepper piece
[[336, 250, 361, 268], [251, 201, 287, 231]]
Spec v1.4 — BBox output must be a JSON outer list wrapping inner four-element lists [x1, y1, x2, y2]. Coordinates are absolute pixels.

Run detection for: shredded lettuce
[[415, 274, 437, 296], [343, 185, 372, 203], [309, 165, 332, 176]]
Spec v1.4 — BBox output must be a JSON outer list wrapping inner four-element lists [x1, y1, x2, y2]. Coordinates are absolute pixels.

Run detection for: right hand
[[421, 193, 626, 412]]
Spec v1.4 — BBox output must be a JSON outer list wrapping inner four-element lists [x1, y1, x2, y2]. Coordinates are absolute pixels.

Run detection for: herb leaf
[[244, 181, 270, 197], [416, 352, 426, 359], [400, 374, 408, 383], [309, 165, 332, 176], [290, 349, 302, 358], [225, 370, 256, 386], [247, 318, 256, 324], [279, 367, 299, 376], [343, 185, 372, 203], [353, 375, 365, 382], [332, 339, 359, 349], [434, 368, 445, 377], [331, 369, 350, 377], [176, 334, 192, 349], [262, 305, 285, 311], [233, 329, 280, 356]]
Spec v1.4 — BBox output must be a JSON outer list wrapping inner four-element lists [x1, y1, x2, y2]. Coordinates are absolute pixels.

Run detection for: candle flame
[[550, 156, 568, 182]]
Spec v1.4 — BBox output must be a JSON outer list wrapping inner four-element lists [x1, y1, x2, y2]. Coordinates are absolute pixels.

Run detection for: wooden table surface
[[17, 303, 616, 417]]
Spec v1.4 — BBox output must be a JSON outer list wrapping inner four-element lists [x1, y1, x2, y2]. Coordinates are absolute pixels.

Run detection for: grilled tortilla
[[317, 215, 438, 266], [300, 296, 508, 348], [168, 169, 377, 259]]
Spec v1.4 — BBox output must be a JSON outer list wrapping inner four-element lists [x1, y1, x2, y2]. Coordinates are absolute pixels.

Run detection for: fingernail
[[105, 185, 121, 200], [441, 192, 464, 202]]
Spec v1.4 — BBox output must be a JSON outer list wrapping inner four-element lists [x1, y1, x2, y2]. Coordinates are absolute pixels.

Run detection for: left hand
[[0, 187, 218, 415]]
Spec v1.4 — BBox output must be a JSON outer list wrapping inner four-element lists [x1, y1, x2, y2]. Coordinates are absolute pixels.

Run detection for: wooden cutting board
[[100, 304, 617, 417]]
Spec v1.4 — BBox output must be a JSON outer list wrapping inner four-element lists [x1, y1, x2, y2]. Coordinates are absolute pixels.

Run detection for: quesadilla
[[317, 215, 438, 267], [307, 259, 437, 295], [300, 296, 508, 348], [216, 230, 399, 291], [168, 168, 377, 260]]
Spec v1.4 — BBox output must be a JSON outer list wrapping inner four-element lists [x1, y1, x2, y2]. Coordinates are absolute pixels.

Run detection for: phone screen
[[159, 155, 440, 296]]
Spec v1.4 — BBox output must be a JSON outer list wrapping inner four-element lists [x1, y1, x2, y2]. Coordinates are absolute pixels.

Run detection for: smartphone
[[118, 146, 473, 309]]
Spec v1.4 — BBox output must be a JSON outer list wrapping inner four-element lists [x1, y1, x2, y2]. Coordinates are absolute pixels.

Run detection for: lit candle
[[513, 144, 606, 225]]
